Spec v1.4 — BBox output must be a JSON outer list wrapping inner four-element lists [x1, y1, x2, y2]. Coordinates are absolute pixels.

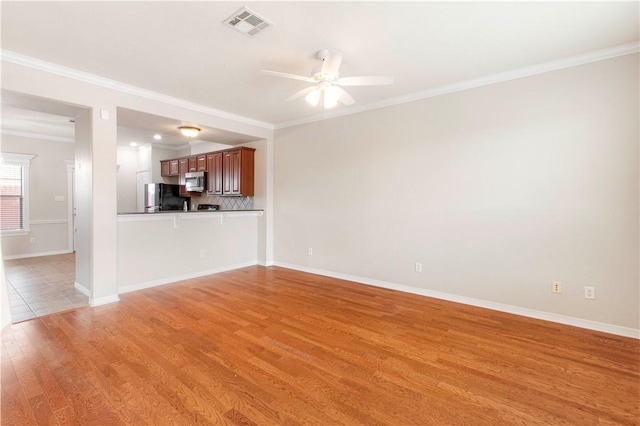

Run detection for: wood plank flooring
[[2, 266, 638, 425]]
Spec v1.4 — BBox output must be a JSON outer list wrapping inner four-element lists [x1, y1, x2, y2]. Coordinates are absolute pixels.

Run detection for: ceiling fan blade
[[321, 50, 343, 75], [261, 70, 316, 83], [334, 86, 355, 106], [335, 76, 395, 86], [284, 86, 317, 102]]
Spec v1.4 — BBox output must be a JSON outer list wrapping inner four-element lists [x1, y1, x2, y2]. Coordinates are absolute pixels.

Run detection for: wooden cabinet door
[[178, 158, 190, 197], [206, 153, 223, 195], [161, 161, 170, 177], [188, 156, 197, 172], [222, 148, 254, 196], [169, 160, 179, 176], [196, 155, 207, 172], [225, 150, 242, 195]]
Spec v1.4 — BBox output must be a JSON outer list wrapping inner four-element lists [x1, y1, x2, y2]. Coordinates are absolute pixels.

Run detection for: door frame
[[65, 160, 75, 252]]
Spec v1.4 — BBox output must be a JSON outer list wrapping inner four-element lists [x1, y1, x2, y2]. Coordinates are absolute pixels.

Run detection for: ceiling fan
[[262, 49, 394, 109]]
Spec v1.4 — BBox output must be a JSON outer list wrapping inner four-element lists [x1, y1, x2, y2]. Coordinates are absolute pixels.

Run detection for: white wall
[[117, 212, 259, 290], [243, 139, 271, 263], [1, 261, 10, 328], [116, 146, 138, 213], [189, 141, 234, 156], [151, 146, 179, 183], [137, 143, 152, 174], [1, 134, 74, 258], [73, 110, 92, 294], [274, 54, 639, 331]]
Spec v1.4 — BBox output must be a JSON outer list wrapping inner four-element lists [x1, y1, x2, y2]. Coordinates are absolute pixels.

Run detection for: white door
[[136, 170, 150, 212]]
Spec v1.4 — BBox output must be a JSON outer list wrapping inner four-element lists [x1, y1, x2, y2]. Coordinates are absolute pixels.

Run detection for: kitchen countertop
[[117, 209, 263, 215]]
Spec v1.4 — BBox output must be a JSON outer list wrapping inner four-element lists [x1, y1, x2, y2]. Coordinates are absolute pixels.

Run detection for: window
[[0, 153, 35, 235]]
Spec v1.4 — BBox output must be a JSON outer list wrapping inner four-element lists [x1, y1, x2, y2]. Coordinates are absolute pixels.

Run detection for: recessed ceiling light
[[130, 142, 138, 147], [153, 134, 162, 140]]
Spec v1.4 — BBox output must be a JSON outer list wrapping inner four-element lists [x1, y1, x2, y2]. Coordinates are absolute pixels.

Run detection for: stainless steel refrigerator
[[144, 183, 190, 212]]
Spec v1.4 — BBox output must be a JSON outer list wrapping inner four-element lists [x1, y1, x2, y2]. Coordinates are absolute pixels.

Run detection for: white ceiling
[[1, 1, 638, 137]]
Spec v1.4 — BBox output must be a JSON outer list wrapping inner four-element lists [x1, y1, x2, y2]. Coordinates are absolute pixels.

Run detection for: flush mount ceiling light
[[178, 126, 201, 137]]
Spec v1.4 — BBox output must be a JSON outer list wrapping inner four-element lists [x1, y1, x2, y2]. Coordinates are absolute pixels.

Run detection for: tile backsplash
[[193, 195, 254, 211]]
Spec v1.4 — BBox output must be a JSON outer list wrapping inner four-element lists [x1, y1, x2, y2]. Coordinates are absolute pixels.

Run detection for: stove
[[197, 204, 220, 211]]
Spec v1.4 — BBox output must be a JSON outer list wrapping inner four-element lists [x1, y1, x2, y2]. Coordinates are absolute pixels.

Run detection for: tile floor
[[4, 253, 88, 323]]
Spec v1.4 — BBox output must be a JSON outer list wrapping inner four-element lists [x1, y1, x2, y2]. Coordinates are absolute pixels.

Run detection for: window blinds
[[0, 164, 24, 231]]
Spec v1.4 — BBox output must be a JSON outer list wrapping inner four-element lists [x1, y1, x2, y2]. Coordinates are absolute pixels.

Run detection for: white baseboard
[[273, 262, 640, 340], [118, 260, 258, 295], [3, 249, 73, 260], [74, 282, 90, 297], [257, 260, 274, 267], [90, 294, 120, 307]]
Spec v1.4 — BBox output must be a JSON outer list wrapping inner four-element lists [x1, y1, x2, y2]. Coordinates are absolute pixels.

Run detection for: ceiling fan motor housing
[[312, 49, 341, 81]]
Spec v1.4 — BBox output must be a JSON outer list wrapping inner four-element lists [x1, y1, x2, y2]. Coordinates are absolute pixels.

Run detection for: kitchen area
[[116, 108, 267, 294]]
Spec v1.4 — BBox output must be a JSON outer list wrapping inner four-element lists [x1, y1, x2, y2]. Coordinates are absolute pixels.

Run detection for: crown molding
[[274, 41, 640, 129], [1, 129, 75, 143], [3, 42, 637, 132], [1, 50, 274, 131]]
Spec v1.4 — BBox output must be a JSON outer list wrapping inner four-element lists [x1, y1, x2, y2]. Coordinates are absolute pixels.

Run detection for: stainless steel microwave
[[185, 171, 205, 192]]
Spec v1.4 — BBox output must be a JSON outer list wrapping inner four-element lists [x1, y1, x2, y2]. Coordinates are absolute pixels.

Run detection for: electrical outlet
[[584, 286, 595, 300], [415, 263, 422, 273], [199, 249, 205, 258], [29, 237, 36, 244], [308, 248, 313, 256], [552, 281, 561, 293]]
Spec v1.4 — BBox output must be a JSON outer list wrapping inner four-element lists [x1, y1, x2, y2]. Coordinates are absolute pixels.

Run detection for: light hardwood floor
[[1, 266, 638, 425]]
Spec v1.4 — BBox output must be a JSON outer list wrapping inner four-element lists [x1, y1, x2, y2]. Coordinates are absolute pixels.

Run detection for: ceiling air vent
[[223, 7, 273, 37]]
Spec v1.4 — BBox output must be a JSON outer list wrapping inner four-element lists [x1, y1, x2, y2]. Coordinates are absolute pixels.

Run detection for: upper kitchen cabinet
[[160, 147, 255, 197], [178, 158, 190, 196], [188, 156, 197, 172], [196, 155, 207, 172], [161, 159, 179, 177], [223, 147, 255, 196], [206, 152, 223, 195]]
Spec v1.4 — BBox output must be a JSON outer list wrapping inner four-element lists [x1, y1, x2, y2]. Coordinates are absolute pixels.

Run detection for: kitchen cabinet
[[196, 155, 207, 172], [160, 159, 179, 177], [170, 160, 179, 176], [178, 158, 190, 196], [206, 152, 223, 195], [159, 147, 255, 197], [188, 156, 197, 172], [161, 161, 170, 177], [223, 147, 254, 196]]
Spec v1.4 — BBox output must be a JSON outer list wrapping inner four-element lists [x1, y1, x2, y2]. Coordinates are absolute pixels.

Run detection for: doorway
[[1, 90, 89, 323]]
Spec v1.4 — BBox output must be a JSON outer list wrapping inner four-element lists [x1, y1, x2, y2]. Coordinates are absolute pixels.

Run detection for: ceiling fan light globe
[[323, 86, 339, 109], [305, 89, 321, 106]]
